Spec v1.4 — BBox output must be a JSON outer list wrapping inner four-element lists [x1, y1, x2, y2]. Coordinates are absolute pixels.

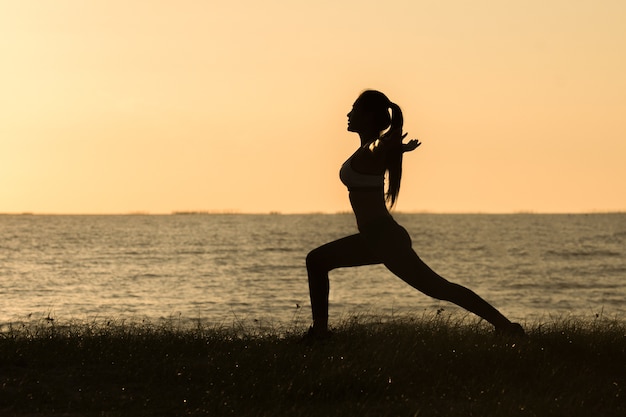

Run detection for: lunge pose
[[306, 90, 523, 337]]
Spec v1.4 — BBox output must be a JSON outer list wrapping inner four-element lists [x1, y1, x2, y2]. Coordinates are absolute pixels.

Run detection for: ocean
[[1, 213, 624, 327]]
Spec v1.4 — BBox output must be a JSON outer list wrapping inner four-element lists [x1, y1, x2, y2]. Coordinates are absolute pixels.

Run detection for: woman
[[306, 90, 524, 338]]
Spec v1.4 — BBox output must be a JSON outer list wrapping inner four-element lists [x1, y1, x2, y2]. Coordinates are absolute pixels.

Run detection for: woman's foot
[[300, 325, 333, 344], [495, 322, 526, 337]]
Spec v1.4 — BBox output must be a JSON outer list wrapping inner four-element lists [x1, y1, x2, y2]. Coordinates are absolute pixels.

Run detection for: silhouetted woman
[[306, 90, 524, 337]]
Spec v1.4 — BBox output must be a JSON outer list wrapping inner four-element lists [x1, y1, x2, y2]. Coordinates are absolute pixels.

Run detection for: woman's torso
[[340, 143, 391, 230]]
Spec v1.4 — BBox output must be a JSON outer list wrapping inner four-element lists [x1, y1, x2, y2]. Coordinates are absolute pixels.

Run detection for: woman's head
[[347, 90, 403, 138]]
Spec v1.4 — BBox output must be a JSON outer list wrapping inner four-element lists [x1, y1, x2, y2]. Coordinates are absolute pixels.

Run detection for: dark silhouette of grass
[[1, 314, 624, 416]]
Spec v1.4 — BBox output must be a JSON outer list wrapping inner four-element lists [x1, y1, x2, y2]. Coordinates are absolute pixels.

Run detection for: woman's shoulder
[[351, 141, 386, 173]]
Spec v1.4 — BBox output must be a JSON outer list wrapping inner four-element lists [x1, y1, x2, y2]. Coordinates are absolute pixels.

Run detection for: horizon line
[[1, 210, 625, 216]]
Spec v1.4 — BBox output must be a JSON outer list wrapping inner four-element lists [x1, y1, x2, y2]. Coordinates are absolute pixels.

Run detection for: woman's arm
[[380, 127, 421, 153]]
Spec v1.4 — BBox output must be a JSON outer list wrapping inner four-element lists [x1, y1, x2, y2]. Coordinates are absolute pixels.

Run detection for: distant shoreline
[[1, 211, 625, 217]]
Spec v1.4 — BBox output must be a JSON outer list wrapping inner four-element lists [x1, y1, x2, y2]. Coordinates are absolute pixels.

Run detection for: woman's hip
[[359, 215, 412, 250]]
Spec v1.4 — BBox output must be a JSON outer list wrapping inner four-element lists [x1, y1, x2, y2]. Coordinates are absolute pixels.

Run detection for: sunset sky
[[2, 0, 625, 214]]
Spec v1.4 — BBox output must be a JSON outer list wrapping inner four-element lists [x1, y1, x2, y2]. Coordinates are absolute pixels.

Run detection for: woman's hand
[[402, 138, 421, 153], [380, 127, 421, 152]]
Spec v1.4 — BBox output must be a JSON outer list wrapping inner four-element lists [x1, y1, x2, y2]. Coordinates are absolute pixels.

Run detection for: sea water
[[1, 213, 624, 327]]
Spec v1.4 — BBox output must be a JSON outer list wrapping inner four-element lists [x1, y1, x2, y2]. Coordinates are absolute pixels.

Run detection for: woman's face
[[347, 101, 369, 133]]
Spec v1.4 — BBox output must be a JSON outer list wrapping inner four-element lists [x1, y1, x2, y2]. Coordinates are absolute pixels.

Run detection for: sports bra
[[339, 150, 384, 191]]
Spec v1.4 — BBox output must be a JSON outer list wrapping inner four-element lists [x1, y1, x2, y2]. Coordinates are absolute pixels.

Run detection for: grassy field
[[0, 314, 624, 416]]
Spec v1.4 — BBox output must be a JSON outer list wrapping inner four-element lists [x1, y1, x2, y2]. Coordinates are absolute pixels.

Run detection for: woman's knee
[[306, 247, 329, 272], [413, 271, 455, 301], [422, 278, 472, 303]]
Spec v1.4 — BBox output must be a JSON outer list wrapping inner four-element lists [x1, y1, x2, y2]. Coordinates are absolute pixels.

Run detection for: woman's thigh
[[307, 234, 383, 271], [371, 223, 451, 295]]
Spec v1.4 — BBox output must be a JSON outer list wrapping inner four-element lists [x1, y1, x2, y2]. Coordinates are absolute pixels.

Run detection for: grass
[[0, 313, 624, 417]]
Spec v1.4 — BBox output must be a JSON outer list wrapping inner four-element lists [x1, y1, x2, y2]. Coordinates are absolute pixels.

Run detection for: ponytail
[[384, 102, 404, 208]]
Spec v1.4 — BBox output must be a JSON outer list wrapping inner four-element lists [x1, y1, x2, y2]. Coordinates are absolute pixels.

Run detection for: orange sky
[[2, 0, 625, 214]]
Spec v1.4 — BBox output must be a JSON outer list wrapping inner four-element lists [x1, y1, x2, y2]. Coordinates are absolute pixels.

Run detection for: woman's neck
[[358, 131, 379, 147]]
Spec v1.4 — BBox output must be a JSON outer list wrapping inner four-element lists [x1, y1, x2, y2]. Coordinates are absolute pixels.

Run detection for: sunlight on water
[[1, 213, 624, 326]]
